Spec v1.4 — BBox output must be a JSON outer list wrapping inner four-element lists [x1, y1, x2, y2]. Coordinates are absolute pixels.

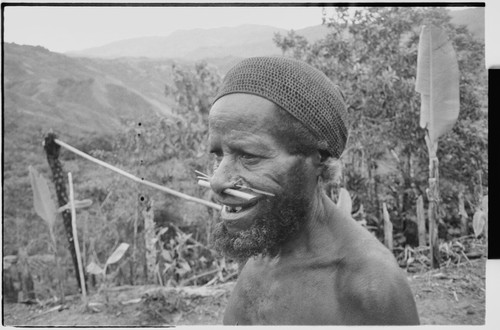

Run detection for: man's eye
[[240, 153, 260, 164], [241, 153, 254, 159]]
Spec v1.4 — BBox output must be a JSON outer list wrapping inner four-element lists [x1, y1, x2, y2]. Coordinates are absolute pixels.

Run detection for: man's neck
[[278, 191, 342, 259]]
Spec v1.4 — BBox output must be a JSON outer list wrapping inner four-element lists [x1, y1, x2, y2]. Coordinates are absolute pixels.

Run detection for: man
[[207, 56, 420, 325]]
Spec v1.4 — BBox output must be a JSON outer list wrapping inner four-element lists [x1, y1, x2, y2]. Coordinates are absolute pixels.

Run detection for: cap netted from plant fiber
[[212, 56, 348, 159]]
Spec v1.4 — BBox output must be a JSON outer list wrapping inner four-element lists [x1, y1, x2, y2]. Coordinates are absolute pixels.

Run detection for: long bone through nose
[[209, 155, 236, 195]]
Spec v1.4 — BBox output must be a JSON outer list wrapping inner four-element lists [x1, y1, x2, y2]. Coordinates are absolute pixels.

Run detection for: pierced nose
[[232, 178, 244, 188]]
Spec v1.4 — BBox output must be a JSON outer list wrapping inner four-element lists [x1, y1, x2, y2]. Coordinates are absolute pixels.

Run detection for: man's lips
[[218, 199, 262, 232], [221, 199, 259, 218]]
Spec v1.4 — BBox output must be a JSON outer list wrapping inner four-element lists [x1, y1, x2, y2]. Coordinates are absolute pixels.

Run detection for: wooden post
[[17, 247, 35, 302], [68, 173, 87, 301], [48, 226, 65, 303], [458, 186, 468, 236], [416, 195, 426, 247], [131, 194, 139, 285], [382, 203, 393, 251], [143, 198, 156, 284], [427, 157, 441, 268], [44, 133, 86, 292]]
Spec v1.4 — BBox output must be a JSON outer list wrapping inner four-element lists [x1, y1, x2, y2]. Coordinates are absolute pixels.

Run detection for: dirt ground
[[3, 257, 486, 326]]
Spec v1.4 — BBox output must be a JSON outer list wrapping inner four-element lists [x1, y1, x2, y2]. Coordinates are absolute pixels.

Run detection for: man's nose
[[210, 157, 236, 196]]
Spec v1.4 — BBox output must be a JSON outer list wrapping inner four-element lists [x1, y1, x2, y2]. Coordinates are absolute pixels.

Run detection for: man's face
[[208, 93, 317, 259]]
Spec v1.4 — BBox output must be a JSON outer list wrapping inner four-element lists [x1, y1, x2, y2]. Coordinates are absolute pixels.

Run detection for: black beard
[[211, 194, 309, 260], [211, 160, 311, 260]]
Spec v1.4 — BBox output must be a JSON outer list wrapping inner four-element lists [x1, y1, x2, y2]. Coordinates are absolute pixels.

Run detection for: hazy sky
[[3, 1, 498, 67], [3, 6, 325, 52]]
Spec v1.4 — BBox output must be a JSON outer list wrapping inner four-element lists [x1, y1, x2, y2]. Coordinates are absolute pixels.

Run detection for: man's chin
[[211, 197, 307, 260], [211, 221, 272, 260]]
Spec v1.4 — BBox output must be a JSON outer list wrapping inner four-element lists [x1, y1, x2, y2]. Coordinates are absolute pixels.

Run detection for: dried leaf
[[163, 262, 173, 274], [86, 261, 104, 275], [161, 250, 173, 263], [472, 210, 486, 238], [157, 227, 169, 236], [176, 263, 190, 277], [179, 259, 191, 272], [28, 166, 57, 228], [106, 243, 129, 265]]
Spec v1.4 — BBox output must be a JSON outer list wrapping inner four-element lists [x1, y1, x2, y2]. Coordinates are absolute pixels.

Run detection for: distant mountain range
[[66, 8, 483, 60], [3, 7, 484, 147], [2, 23, 334, 144], [66, 24, 329, 60]]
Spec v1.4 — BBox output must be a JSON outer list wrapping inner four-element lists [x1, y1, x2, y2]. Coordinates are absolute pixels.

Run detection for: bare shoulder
[[335, 244, 420, 325]]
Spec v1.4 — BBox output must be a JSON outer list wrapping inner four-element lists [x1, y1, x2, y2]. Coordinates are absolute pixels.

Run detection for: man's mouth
[[220, 199, 261, 230], [222, 200, 258, 216]]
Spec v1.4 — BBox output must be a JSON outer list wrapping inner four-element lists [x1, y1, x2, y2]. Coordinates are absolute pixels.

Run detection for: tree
[[274, 7, 487, 245]]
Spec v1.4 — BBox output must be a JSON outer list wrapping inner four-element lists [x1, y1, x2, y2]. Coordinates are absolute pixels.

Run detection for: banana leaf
[[28, 166, 57, 228], [415, 25, 460, 151]]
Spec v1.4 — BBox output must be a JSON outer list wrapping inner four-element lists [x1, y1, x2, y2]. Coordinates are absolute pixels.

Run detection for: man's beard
[[211, 164, 311, 260]]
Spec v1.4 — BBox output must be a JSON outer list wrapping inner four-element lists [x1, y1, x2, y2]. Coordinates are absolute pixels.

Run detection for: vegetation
[[3, 7, 486, 308], [274, 7, 487, 250]]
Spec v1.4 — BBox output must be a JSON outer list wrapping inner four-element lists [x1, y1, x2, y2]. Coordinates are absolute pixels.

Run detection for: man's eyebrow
[[226, 133, 273, 152]]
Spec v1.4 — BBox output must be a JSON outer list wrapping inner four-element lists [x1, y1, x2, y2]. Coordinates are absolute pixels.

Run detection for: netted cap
[[213, 56, 348, 158]]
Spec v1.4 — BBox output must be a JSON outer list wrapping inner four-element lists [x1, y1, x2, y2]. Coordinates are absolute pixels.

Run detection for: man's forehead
[[209, 93, 280, 130]]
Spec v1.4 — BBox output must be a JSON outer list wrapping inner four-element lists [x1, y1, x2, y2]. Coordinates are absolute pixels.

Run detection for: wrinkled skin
[[208, 93, 420, 325]]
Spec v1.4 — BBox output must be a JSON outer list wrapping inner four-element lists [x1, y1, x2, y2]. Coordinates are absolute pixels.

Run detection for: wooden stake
[[416, 195, 426, 247], [143, 198, 156, 284], [458, 186, 468, 236], [427, 157, 441, 268], [68, 172, 87, 300], [382, 202, 393, 251]]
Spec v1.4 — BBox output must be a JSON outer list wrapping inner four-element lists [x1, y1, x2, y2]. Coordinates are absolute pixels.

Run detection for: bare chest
[[223, 263, 345, 325]]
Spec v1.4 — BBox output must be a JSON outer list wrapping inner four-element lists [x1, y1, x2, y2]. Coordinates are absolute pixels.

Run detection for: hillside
[[3, 43, 178, 138], [2, 42, 190, 255]]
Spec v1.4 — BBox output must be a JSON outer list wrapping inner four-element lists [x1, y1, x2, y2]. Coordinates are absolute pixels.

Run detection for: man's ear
[[311, 150, 329, 177]]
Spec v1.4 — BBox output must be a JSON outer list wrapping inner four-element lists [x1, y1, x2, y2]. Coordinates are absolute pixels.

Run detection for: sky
[[3, 5, 326, 53], [3, 1, 498, 68]]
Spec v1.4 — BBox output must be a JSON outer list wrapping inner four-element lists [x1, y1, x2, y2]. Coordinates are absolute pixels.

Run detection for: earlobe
[[311, 151, 324, 177]]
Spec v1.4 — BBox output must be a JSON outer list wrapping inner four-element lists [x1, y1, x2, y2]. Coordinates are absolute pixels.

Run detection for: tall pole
[[68, 172, 87, 301], [44, 133, 86, 292]]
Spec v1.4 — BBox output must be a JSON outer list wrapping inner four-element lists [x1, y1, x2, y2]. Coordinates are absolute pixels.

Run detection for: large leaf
[[105, 243, 129, 266], [472, 210, 486, 238], [482, 195, 488, 214], [28, 166, 57, 228], [86, 261, 104, 275], [337, 187, 352, 216], [416, 25, 460, 146]]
